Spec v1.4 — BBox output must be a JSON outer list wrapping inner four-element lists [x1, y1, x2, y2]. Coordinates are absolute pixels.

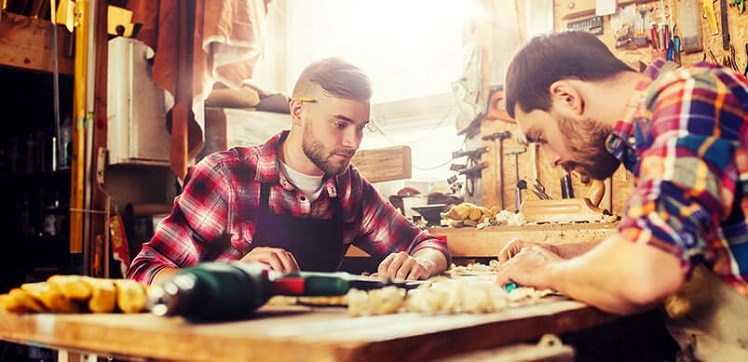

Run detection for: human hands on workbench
[[495, 246, 563, 290], [376, 251, 436, 281], [498, 239, 559, 263], [240, 247, 300, 273]]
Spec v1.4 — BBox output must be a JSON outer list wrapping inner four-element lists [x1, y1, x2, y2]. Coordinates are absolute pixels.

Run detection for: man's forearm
[[549, 235, 684, 315], [551, 240, 602, 259], [412, 248, 449, 277]]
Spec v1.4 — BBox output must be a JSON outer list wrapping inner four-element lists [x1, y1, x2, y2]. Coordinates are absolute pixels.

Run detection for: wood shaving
[[446, 260, 502, 277], [347, 287, 405, 316], [494, 210, 528, 226], [346, 279, 556, 317]]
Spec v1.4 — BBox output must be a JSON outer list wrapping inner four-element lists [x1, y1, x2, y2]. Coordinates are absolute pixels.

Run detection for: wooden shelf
[[0, 12, 73, 75]]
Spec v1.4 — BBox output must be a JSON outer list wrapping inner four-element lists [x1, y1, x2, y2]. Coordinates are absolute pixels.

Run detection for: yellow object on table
[[0, 275, 148, 314]]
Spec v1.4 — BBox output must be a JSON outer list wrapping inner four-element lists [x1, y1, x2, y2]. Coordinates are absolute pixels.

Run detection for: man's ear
[[549, 81, 584, 115], [289, 98, 304, 126]]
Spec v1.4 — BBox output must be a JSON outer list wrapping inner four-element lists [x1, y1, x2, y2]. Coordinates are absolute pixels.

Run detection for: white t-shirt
[[280, 161, 324, 202]]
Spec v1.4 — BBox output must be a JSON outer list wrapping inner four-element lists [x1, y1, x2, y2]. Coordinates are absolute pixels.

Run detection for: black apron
[[251, 182, 347, 272]]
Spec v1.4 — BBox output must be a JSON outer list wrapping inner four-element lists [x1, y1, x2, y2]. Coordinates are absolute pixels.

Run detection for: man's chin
[[323, 162, 351, 176]]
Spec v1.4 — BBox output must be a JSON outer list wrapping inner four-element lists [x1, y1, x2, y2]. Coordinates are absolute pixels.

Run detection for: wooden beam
[[0, 12, 74, 74]]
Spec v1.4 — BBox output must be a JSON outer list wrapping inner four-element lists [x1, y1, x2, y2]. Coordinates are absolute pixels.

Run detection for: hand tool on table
[[506, 148, 527, 212], [744, 43, 748, 76], [482, 131, 512, 209], [149, 262, 424, 322]]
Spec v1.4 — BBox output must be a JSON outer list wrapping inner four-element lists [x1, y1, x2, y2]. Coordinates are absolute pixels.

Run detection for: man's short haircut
[[292, 57, 372, 101], [505, 30, 634, 118]]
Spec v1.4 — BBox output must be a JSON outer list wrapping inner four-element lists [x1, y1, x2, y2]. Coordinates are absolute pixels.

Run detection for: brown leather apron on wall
[[665, 265, 748, 361], [251, 182, 347, 272]]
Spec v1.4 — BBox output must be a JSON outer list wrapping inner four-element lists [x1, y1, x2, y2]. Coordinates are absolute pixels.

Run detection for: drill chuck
[[149, 262, 273, 322]]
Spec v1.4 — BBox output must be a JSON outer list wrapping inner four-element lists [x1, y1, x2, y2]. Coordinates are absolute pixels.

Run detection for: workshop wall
[[479, 0, 748, 216], [555, 0, 748, 71]]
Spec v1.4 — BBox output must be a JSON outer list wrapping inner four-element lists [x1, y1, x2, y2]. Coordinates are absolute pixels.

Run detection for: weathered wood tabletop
[[0, 296, 616, 361]]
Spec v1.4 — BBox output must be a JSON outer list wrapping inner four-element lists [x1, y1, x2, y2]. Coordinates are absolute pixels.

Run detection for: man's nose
[[540, 144, 562, 167], [343, 127, 361, 148]]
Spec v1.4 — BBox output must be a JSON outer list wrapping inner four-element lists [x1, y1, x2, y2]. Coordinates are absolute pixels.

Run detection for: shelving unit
[[0, 14, 75, 291]]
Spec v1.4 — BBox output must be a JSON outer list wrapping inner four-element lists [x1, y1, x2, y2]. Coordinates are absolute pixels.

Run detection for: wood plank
[[0, 298, 615, 361], [0, 12, 73, 74], [352, 145, 411, 183], [432, 224, 617, 257], [347, 223, 618, 258]]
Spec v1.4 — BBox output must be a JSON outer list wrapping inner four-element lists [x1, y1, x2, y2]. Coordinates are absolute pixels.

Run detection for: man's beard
[[557, 115, 621, 180], [301, 122, 355, 176]]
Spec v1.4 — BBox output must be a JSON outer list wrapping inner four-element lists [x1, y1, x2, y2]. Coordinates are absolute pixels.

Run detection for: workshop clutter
[[440, 202, 527, 228], [0, 275, 149, 314]]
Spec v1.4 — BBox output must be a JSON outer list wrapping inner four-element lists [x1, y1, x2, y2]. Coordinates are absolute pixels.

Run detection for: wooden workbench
[[0, 297, 615, 361]]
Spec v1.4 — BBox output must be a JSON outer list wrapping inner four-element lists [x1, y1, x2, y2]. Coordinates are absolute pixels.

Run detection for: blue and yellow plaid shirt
[[607, 59, 748, 296]]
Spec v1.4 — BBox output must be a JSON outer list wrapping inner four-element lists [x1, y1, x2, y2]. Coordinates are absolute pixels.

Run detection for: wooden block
[[0, 12, 73, 74], [520, 199, 608, 224], [352, 146, 411, 183]]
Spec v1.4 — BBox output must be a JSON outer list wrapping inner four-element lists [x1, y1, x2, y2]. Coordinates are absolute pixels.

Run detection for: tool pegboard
[[567, 16, 604, 35], [555, 0, 748, 76]]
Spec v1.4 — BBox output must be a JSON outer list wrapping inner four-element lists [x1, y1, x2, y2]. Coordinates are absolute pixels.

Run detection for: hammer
[[506, 147, 527, 212], [482, 131, 512, 209]]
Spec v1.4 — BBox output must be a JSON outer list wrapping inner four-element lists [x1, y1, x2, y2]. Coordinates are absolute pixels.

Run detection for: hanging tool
[[673, 35, 682, 64], [528, 143, 550, 200], [720, 0, 730, 50], [730, 44, 739, 71], [451, 147, 489, 197], [560, 171, 575, 199], [703, 0, 719, 35], [506, 148, 527, 212], [481, 131, 512, 209]]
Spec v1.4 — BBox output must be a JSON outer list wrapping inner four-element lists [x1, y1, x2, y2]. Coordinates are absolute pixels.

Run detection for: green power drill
[[148, 262, 422, 322]]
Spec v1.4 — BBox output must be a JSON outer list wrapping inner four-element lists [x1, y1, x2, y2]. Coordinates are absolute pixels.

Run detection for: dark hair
[[292, 57, 372, 100], [505, 31, 634, 118]]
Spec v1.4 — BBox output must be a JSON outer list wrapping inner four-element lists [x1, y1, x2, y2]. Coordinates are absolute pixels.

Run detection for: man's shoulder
[[196, 147, 262, 176]]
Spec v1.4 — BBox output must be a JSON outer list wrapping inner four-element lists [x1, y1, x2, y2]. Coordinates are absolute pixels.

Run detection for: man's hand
[[240, 247, 300, 273], [498, 239, 558, 262], [495, 246, 564, 290], [377, 251, 436, 281]]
